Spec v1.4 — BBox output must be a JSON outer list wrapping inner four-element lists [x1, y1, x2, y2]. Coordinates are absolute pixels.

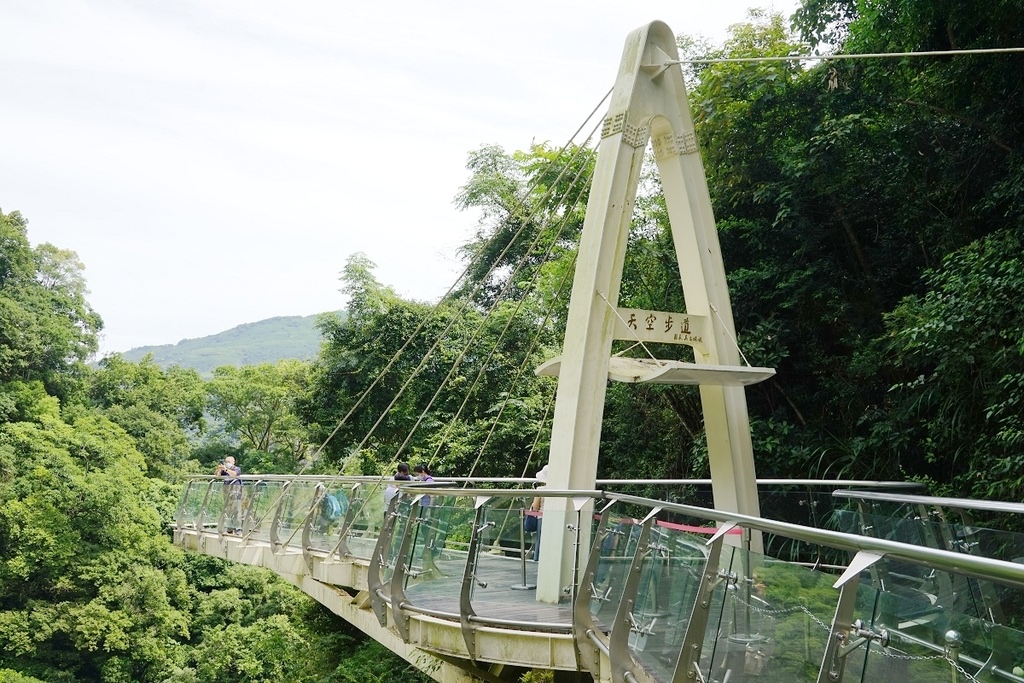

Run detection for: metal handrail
[[192, 474, 926, 488], [600, 479, 925, 488], [608, 491, 1024, 590], [177, 480, 1024, 589], [834, 488, 1024, 515]]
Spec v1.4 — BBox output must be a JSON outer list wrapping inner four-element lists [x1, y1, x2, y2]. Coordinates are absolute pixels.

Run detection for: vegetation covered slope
[[116, 314, 336, 375]]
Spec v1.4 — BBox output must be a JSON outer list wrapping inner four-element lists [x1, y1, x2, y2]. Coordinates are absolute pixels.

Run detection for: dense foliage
[[0, 211, 429, 681], [299, 253, 556, 478], [683, 1, 1024, 499], [3, 0, 1024, 678]]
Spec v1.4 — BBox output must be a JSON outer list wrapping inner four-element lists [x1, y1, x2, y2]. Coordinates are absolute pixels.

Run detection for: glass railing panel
[[176, 479, 206, 529], [201, 480, 225, 530], [590, 514, 644, 631], [857, 581, 1024, 683], [379, 496, 415, 586], [625, 520, 709, 681], [468, 495, 555, 625], [698, 545, 841, 683], [243, 480, 283, 542], [274, 480, 319, 551], [306, 482, 357, 553], [962, 524, 1024, 564], [221, 479, 247, 533], [340, 481, 390, 560], [400, 493, 477, 618], [837, 510, 1024, 626], [957, 525, 1024, 626], [758, 488, 848, 566]]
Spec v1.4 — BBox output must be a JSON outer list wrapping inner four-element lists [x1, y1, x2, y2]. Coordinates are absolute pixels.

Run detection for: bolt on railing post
[[817, 550, 883, 683]]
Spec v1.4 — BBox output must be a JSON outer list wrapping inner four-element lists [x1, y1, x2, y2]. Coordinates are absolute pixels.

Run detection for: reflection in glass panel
[[202, 481, 225, 530], [341, 482, 388, 560], [837, 507, 1024, 628], [625, 520, 708, 681], [400, 495, 478, 618], [468, 496, 566, 626], [244, 480, 282, 542], [856, 579, 1024, 683], [274, 481, 319, 550], [381, 497, 416, 586], [177, 480, 205, 528], [307, 483, 355, 552], [698, 546, 839, 683], [590, 514, 644, 631]]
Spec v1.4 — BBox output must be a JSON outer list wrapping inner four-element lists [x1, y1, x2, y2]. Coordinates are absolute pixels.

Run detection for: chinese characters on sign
[[621, 309, 703, 346]]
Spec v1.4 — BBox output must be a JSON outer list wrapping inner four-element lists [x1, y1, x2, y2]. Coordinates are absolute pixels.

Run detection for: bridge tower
[[535, 20, 773, 602]]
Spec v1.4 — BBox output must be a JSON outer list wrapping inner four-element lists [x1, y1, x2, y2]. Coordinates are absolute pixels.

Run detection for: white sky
[[2, 0, 797, 356]]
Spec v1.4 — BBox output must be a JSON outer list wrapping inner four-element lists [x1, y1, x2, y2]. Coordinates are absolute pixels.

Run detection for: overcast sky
[[2, 0, 797, 356]]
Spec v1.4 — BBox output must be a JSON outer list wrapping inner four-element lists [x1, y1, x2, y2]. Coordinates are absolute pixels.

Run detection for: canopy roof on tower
[[536, 356, 775, 386]]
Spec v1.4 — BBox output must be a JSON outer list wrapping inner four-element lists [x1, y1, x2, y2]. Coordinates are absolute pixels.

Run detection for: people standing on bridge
[[413, 463, 433, 482], [214, 455, 241, 478], [384, 462, 411, 510], [413, 463, 434, 507], [527, 464, 548, 561], [214, 456, 243, 532]]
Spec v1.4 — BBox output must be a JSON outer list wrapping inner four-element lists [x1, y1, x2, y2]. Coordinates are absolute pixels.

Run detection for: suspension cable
[[675, 46, 1024, 65], [400, 125, 601, 472], [318, 88, 612, 480]]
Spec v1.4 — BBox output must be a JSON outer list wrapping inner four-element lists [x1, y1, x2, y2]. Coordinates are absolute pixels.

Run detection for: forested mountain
[[116, 313, 338, 375], [3, 1, 1024, 680]]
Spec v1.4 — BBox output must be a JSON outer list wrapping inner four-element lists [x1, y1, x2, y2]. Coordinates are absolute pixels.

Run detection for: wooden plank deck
[[403, 552, 575, 627]]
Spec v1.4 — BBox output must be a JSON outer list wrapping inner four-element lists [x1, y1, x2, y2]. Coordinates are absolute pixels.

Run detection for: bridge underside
[[176, 529, 594, 683]]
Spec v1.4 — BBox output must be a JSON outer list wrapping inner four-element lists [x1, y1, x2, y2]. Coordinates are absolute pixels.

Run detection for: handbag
[[523, 512, 539, 533]]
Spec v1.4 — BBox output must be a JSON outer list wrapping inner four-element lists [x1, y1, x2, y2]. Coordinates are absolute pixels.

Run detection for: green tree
[[866, 229, 1024, 497], [205, 360, 311, 472], [0, 210, 102, 398], [88, 355, 206, 479], [453, 143, 594, 310], [301, 255, 554, 477], [0, 403, 192, 682]]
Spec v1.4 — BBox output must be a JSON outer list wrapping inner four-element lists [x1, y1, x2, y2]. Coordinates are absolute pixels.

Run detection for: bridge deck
[[405, 553, 572, 626]]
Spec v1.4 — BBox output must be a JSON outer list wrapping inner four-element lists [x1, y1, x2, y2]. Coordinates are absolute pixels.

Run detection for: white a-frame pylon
[[534, 21, 775, 602]]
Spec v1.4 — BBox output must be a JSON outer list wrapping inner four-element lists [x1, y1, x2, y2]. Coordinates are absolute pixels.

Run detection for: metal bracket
[[838, 619, 890, 658], [590, 582, 613, 603]]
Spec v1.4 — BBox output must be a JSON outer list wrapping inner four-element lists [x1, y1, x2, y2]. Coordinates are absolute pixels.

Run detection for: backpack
[[321, 493, 343, 522]]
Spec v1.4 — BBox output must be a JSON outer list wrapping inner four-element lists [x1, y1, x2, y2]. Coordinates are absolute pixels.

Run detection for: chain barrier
[[728, 592, 833, 632], [728, 593, 983, 682], [878, 651, 981, 682]]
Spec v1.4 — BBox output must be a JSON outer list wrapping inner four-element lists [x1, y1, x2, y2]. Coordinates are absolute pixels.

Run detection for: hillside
[[115, 312, 342, 374]]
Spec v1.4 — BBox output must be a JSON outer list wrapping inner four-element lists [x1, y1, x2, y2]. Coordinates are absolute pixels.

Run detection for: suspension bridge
[[173, 20, 1024, 683]]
